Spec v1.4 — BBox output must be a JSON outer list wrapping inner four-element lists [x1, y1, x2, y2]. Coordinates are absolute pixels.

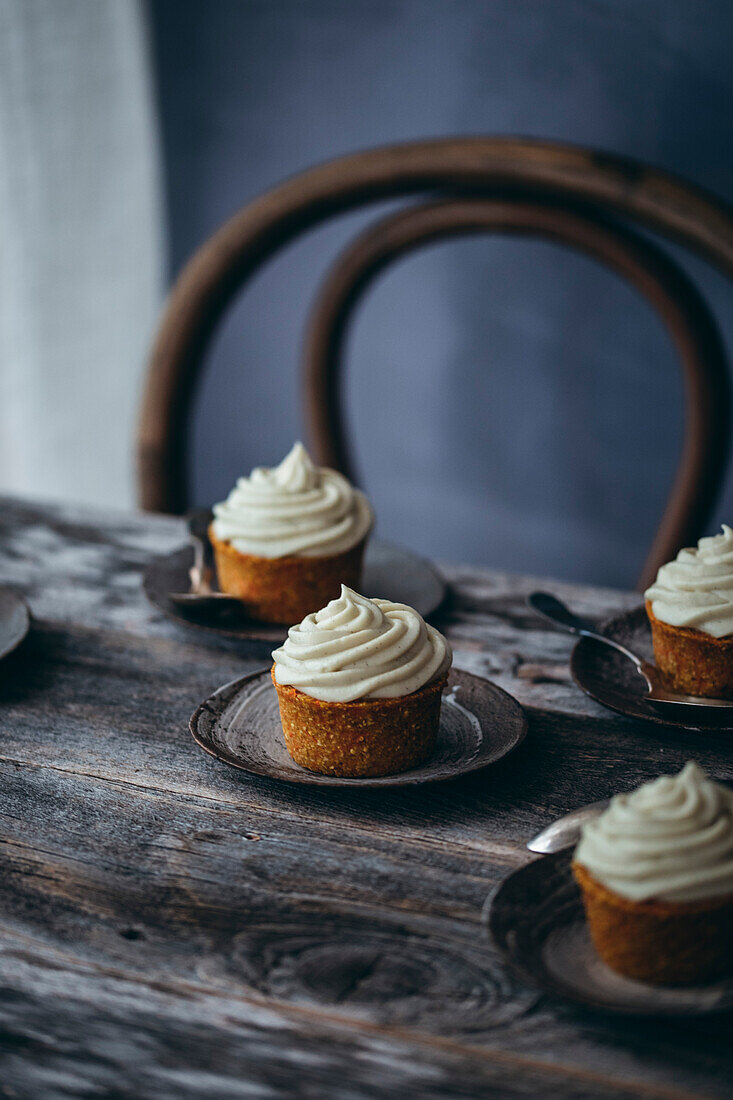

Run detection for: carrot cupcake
[[644, 526, 733, 697], [210, 442, 373, 623], [271, 585, 452, 777], [573, 762, 733, 985]]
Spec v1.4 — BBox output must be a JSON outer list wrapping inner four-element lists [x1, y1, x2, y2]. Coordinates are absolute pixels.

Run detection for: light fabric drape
[[0, 0, 163, 507]]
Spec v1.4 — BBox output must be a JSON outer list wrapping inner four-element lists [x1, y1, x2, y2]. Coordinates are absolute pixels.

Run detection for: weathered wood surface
[[1, 496, 731, 1099]]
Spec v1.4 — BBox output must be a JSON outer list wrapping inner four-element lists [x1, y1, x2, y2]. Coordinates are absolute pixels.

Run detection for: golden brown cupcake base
[[573, 862, 733, 985], [272, 669, 447, 777], [209, 525, 366, 624], [646, 600, 733, 698]]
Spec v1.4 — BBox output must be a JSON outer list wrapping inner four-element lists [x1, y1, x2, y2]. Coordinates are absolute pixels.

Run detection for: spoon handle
[[187, 510, 214, 562], [185, 509, 216, 592], [528, 591, 644, 672]]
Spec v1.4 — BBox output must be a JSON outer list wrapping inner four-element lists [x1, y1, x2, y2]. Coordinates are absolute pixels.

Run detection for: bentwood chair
[[137, 137, 733, 590]]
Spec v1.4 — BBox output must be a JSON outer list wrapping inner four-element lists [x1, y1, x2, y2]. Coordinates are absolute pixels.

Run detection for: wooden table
[[1, 497, 731, 1099]]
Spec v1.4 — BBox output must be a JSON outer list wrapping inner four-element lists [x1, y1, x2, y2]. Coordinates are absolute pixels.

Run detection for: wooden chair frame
[[303, 198, 729, 590], [138, 137, 733, 587]]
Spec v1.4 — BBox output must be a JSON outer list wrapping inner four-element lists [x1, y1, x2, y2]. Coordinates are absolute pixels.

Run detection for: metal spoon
[[528, 591, 733, 712], [526, 801, 608, 854], [169, 510, 243, 610]]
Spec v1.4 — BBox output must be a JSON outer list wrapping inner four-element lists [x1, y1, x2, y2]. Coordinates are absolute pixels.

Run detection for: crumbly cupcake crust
[[573, 862, 733, 985], [646, 599, 733, 698], [272, 668, 447, 777], [210, 524, 366, 624]]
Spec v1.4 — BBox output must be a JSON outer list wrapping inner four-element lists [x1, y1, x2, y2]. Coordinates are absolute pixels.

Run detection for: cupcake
[[271, 585, 452, 777], [210, 442, 373, 623], [644, 526, 733, 697], [573, 762, 733, 985]]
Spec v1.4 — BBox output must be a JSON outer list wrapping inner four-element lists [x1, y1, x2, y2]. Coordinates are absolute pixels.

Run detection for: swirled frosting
[[574, 762, 733, 903], [644, 526, 733, 637], [272, 585, 452, 702], [211, 443, 373, 559]]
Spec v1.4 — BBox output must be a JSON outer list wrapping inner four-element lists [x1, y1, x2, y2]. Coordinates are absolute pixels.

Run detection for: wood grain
[[1, 495, 732, 1097]]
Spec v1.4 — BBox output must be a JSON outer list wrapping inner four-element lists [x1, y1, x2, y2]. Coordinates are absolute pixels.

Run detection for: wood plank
[[5, 928, 724, 1100], [2, 619, 731, 862], [2, 498, 733, 1098], [2, 765, 731, 1100], [0, 495, 640, 721]]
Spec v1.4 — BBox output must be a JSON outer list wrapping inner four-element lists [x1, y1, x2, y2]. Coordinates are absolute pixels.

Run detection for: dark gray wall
[[150, 0, 733, 587]]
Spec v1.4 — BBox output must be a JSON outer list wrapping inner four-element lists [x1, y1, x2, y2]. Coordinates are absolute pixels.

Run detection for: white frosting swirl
[[644, 526, 733, 637], [272, 585, 452, 702], [574, 762, 733, 903], [212, 443, 373, 559]]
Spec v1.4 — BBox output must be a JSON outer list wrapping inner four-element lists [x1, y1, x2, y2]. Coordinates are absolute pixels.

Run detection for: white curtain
[[0, 0, 163, 508]]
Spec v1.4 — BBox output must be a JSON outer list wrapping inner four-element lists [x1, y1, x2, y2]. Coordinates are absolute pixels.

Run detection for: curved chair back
[[138, 138, 733, 588], [302, 197, 729, 590]]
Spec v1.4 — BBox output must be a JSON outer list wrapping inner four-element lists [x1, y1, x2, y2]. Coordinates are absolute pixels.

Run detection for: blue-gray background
[[150, 0, 733, 588]]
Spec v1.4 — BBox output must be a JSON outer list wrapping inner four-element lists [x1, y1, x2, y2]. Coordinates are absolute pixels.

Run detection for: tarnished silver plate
[[485, 851, 733, 1016], [571, 607, 733, 731], [190, 667, 527, 789], [145, 536, 447, 644]]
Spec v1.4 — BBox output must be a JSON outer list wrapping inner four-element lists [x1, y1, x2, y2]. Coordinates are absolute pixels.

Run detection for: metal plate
[[190, 667, 527, 788], [0, 588, 30, 661], [485, 851, 733, 1016], [144, 537, 447, 644], [571, 606, 733, 731]]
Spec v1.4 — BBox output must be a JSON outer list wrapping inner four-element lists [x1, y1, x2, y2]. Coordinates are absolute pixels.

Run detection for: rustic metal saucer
[[190, 667, 527, 788], [144, 536, 447, 644], [485, 850, 733, 1016], [0, 588, 30, 661], [571, 607, 733, 731]]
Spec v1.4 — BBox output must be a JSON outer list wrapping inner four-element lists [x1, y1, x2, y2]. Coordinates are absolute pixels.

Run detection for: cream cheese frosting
[[644, 526, 733, 638], [272, 585, 452, 703], [211, 442, 373, 559], [574, 762, 733, 903]]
